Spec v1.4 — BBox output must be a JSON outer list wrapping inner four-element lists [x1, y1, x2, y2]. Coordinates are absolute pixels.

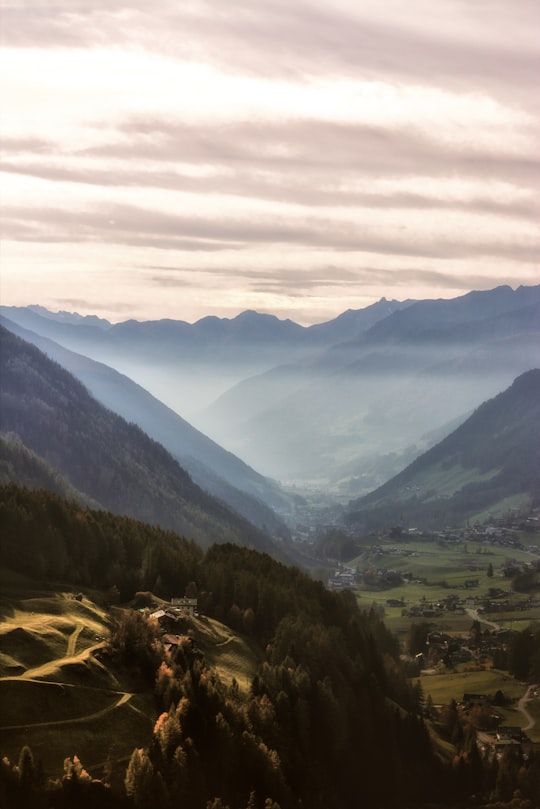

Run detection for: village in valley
[[320, 511, 540, 755]]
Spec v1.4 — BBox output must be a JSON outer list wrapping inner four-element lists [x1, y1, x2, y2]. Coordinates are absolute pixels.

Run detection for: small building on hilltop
[[170, 597, 198, 615]]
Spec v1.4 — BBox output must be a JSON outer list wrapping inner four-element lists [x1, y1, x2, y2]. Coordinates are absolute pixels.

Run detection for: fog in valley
[[2, 285, 539, 507]]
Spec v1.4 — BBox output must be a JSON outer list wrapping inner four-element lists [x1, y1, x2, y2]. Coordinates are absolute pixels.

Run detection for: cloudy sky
[[1, 0, 538, 324]]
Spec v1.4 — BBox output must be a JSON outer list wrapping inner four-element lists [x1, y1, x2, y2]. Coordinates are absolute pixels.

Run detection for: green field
[[418, 668, 523, 706], [417, 669, 540, 742], [353, 533, 540, 635]]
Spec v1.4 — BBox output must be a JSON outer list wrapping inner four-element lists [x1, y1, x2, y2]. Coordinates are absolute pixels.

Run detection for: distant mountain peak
[[27, 305, 111, 329]]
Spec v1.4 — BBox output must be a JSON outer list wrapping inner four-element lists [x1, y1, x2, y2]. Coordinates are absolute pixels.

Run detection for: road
[[517, 683, 538, 731], [466, 608, 500, 631]]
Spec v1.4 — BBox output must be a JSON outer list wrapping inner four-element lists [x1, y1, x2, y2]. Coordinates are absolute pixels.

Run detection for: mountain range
[[0, 326, 283, 554], [0, 316, 292, 534], [2, 283, 539, 507], [0, 297, 409, 416], [195, 285, 540, 490]]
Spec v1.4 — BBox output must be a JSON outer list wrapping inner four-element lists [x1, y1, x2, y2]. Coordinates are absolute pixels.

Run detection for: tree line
[[1, 485, 539, 808]]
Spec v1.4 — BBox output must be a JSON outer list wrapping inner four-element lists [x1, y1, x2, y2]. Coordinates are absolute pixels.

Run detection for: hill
[[2, 487, 540, 807], [345, 369, 540, 530], [0, 433, 101, 509], [0, 485, 443, 808], [0, 316, 292, 532], [0, 326, 279, 553]]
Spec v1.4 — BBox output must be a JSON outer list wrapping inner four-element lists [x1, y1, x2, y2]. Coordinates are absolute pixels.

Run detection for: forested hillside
[[0, 326, 279, 553], [2, 485, 540, 808], [0, 486, 447, 807], [0, 315, 292, 533]]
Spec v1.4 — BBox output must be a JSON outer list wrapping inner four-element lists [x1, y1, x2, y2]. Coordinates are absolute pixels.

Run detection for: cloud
[[4, 1, 537, 104], [1, 0, 538, 322], [4, 200, 536, 265]]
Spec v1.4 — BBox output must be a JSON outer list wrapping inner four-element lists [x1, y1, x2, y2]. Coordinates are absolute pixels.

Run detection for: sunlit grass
[[191, 615, 261, 696]]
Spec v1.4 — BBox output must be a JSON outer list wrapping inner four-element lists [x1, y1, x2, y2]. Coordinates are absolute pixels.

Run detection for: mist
[[1, 286, 539, 505]]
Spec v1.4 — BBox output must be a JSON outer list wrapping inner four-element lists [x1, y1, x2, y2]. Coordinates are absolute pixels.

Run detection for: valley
[[1, 285, 539, 808]]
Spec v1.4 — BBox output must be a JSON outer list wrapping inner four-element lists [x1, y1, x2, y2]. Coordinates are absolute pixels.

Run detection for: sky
[[1, 0, 539, 325]]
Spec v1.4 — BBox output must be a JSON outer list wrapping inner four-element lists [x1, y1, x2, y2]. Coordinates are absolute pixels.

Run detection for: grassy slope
[[0, 573, 263, 778], [0, 573, 155, 775], [189, 614, 261, 696]]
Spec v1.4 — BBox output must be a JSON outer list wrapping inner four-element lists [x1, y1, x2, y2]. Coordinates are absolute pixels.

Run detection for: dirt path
[[0, 691, 132, 732], [66, 621, 84, 657], [466, 608, 500, 631], [214, 635, 237, 647], [17, 640, 105, 681], [517, 683, 538, 731]]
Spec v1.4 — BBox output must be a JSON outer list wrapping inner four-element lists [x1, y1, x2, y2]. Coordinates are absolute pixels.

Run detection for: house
[[162, 633, 181, 654], [463, 693, 488, 707], [170, 597, 198, 615], [497, 727, 525, 742], [327, 570, 357, 591], [494, 739, 522, 756]]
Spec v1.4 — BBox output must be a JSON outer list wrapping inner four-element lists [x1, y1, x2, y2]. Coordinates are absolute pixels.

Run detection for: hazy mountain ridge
[[0, 316, 292, 533], [3, 285, 539, 495], [0, 326, 280, 553], [195, 286, 540, 488], [342, 284, 540, 348], [0, 297, 411, 415], [345, 369, 540, 530]]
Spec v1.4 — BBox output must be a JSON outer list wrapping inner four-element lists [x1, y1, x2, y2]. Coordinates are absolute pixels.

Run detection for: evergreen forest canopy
[[2, 485, 540, 809]]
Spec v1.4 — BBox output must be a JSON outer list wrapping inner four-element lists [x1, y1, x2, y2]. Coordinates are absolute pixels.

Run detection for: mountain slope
[[0, 298, 410, 415], [345, 369, 540, 530], [0, 434, 101, 509], [197, 286, 540, 488], [0, 326, 279, 552], [0, 316, 291, 532], [3, 287, 538, 494]]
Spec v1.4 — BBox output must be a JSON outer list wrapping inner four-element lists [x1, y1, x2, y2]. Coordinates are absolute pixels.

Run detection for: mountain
[[3, 286, 538, 496], [0, 433, 101, 509], [0, 326, 281, 552], [197, 285, 540, 490], [0, 316, 292, 533], [0, 298, 410, 415], [344, 369, 540, 531], [0, 484, 447, 809]]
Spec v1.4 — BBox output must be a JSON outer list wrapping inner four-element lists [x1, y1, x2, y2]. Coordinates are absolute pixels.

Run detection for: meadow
[[0, 574, 155, 777], [353, 533, 540, 635]]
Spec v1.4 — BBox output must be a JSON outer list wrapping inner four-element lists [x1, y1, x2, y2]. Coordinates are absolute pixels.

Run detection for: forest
[[1, 485, 540, 808]]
